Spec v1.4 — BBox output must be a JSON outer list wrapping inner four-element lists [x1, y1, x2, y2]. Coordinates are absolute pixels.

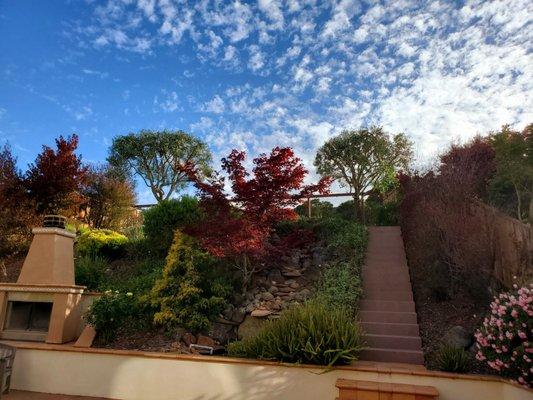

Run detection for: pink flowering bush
[[474, 284, 532, 387]]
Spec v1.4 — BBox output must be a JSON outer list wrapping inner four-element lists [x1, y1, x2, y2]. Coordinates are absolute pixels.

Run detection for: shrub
[[143, 196, 202, 255], [474, 284, 532, 387], [316, 261, 362, 312], [86, 291, 138, 343], [227, 301, 364, 366], [76, 228, 128, 259], [148, 230, 230, 333], [435, 345, 470, 373], [75, 254, 108, 290]]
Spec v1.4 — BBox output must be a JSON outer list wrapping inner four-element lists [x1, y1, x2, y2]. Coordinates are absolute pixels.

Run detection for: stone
[[442, 326, 472, 349], [231, 308, 246, 324], [210, 322, 235, 345], [197, 334, 216, 347], [238, 315, 267, 340], [268, 285, 279, 294], [262, 291, 275, 301], [182, 332, 196, 346], [267, 269, 283, 283], [251, 309, 273, 317], [299, 288, 311, 298], [282, 269, 302, 277], [289, 282, 300, 289]]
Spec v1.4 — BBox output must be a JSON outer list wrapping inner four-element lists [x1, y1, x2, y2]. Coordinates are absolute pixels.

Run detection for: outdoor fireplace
[[0, 216, 87, 343]]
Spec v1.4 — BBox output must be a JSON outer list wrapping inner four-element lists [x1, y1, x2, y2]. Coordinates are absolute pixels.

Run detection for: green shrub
[[75, 254, 108, 290], [143, 196, 202, 255], [436, 345, 470, 373], [148, 230, 229, 333], [316, 261, 362, 312], [76, 228, 128, 259], [228, 301, 364, 366], [86, 291, 139, 343], [102, 258, 164, 294]]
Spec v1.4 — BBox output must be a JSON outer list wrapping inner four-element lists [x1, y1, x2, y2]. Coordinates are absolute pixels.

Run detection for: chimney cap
[[43, 215, 67, 229]]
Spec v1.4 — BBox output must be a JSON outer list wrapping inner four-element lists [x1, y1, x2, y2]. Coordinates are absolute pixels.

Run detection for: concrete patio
[[4, 391, 112, 399]]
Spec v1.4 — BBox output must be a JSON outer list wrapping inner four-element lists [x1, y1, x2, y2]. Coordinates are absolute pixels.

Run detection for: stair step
[[359, 347, 425, 364], [360, 300, 416, 312], [362, 322, 420, 336], [360, 310, 417, 324], [336, 379, 438, 400], [363, 290, 413, 301], [364, 333, 422, 350]]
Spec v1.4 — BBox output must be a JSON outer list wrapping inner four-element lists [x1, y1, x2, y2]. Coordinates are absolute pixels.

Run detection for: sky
[[0, 0, 532, 203]]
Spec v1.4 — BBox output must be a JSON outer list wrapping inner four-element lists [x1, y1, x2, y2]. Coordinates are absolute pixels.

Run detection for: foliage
[[24, 134, 88, 214], [488, 124, 532, 223], [186, 147, 331, 292], [314, 126, 412, 223], [294, 199, 334, 218], [0, 144, 38, 256], [75, 254, 108, 291], [86, 291, 139, 343], [474, 284, 533, 387], [435, 345, 470, 373], [398, 134, 500, 300], [143, 196, 202, 255], [313, 217, 368, 312], [148, 231, 230, 333], [108, 130, 211, 202], [82, 165, 136, 230], [227, 301, 364, 366], [315, 261, 362, 312], [76, 228, 129, 259]]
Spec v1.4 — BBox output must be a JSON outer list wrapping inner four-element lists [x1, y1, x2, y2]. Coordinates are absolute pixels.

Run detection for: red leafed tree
[[25, 134, 88, 214], [186, 146, 331, 292]]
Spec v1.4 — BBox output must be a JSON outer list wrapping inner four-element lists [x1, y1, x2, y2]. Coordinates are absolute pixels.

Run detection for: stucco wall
[[10, 346, 533, 400]]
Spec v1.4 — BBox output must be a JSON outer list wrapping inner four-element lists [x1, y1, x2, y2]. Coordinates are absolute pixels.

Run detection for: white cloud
[[203, 95, 225, 114], [248, 45, 265, 72]]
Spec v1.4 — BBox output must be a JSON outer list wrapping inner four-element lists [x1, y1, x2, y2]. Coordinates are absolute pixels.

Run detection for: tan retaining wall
[[7, 342, 532, 400]]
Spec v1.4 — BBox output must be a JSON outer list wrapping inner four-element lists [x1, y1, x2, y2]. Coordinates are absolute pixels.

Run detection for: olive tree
[[314, 126, 412, 223], [108, 130, 212, 202]]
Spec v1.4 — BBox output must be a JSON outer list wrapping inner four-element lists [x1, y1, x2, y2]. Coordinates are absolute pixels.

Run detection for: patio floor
[[4, 391, 113, 399]]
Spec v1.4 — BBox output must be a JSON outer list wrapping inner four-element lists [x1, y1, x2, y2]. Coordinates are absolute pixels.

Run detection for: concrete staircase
[[336, 379, 439, 400], [359, 226, 424, 365]]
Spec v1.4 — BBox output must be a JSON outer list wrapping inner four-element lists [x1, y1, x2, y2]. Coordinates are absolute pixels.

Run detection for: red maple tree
[[185, 146, 331, 292], [25, 134, 88, 214]]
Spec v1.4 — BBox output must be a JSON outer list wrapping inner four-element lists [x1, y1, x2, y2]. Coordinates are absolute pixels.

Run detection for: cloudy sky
[[1, 0, 531, 202]]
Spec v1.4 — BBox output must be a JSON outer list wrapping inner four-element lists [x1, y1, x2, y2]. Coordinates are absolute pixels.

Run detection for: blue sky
[[1, 0, 531, 203]]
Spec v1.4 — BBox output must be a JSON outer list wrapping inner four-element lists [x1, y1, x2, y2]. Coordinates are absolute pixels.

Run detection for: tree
[[108, 130, 212, 202], [0, 144, 38, 255], [82, 165, 137, 230], [24, 134, 88, 215], [186, 147, 331, 292], [314, 126, 412, 223], [488, 124, 532, 223]]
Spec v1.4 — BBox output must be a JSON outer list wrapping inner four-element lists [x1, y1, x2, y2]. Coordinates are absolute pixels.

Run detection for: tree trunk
[[514, 182, 522, 221]]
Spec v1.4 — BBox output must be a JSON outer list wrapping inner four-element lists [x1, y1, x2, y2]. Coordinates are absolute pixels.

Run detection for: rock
[[210, 322, 235, 345], [238, 315, 267, 340], [442, 326, 472, 349], [222, 305, 235, 320], [268, 269, 283, 283], [182, 332, 196, 346], [231, 308, 246, 324], [268, 285, 279, 294], [262, 291, 275, 301], [289, 282, 300, 289], [282, 268, 302, 277], [277, 286, 292, 293], [302, 259, 311, 269], [299, 288, 311, 299], [197, 334, 216, 347], [251, 309, 273, 317]]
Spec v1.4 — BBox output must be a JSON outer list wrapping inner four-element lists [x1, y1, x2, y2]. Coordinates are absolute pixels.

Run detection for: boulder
[[262, 291, 275, 301], [238, 315, 267, 340], [282, 268, 302, 277], [210, 322, 236, 344], [251, 309, 273, 317], [182, 332, 196, 346], [197, 334, 216, 347], [442, 326, 472, 349], [268, 285, 279, 294], [231, 308, 246, 324]]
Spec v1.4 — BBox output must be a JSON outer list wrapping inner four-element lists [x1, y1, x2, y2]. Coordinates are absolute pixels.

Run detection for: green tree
[[314, 127, 412, 223], [108, 130, 211, 202], [489, 124, 532, 223], [83, 165, 137, 230]]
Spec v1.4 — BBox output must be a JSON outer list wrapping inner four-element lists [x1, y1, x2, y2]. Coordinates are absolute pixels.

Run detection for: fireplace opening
[[4, 301, 52, 332]]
